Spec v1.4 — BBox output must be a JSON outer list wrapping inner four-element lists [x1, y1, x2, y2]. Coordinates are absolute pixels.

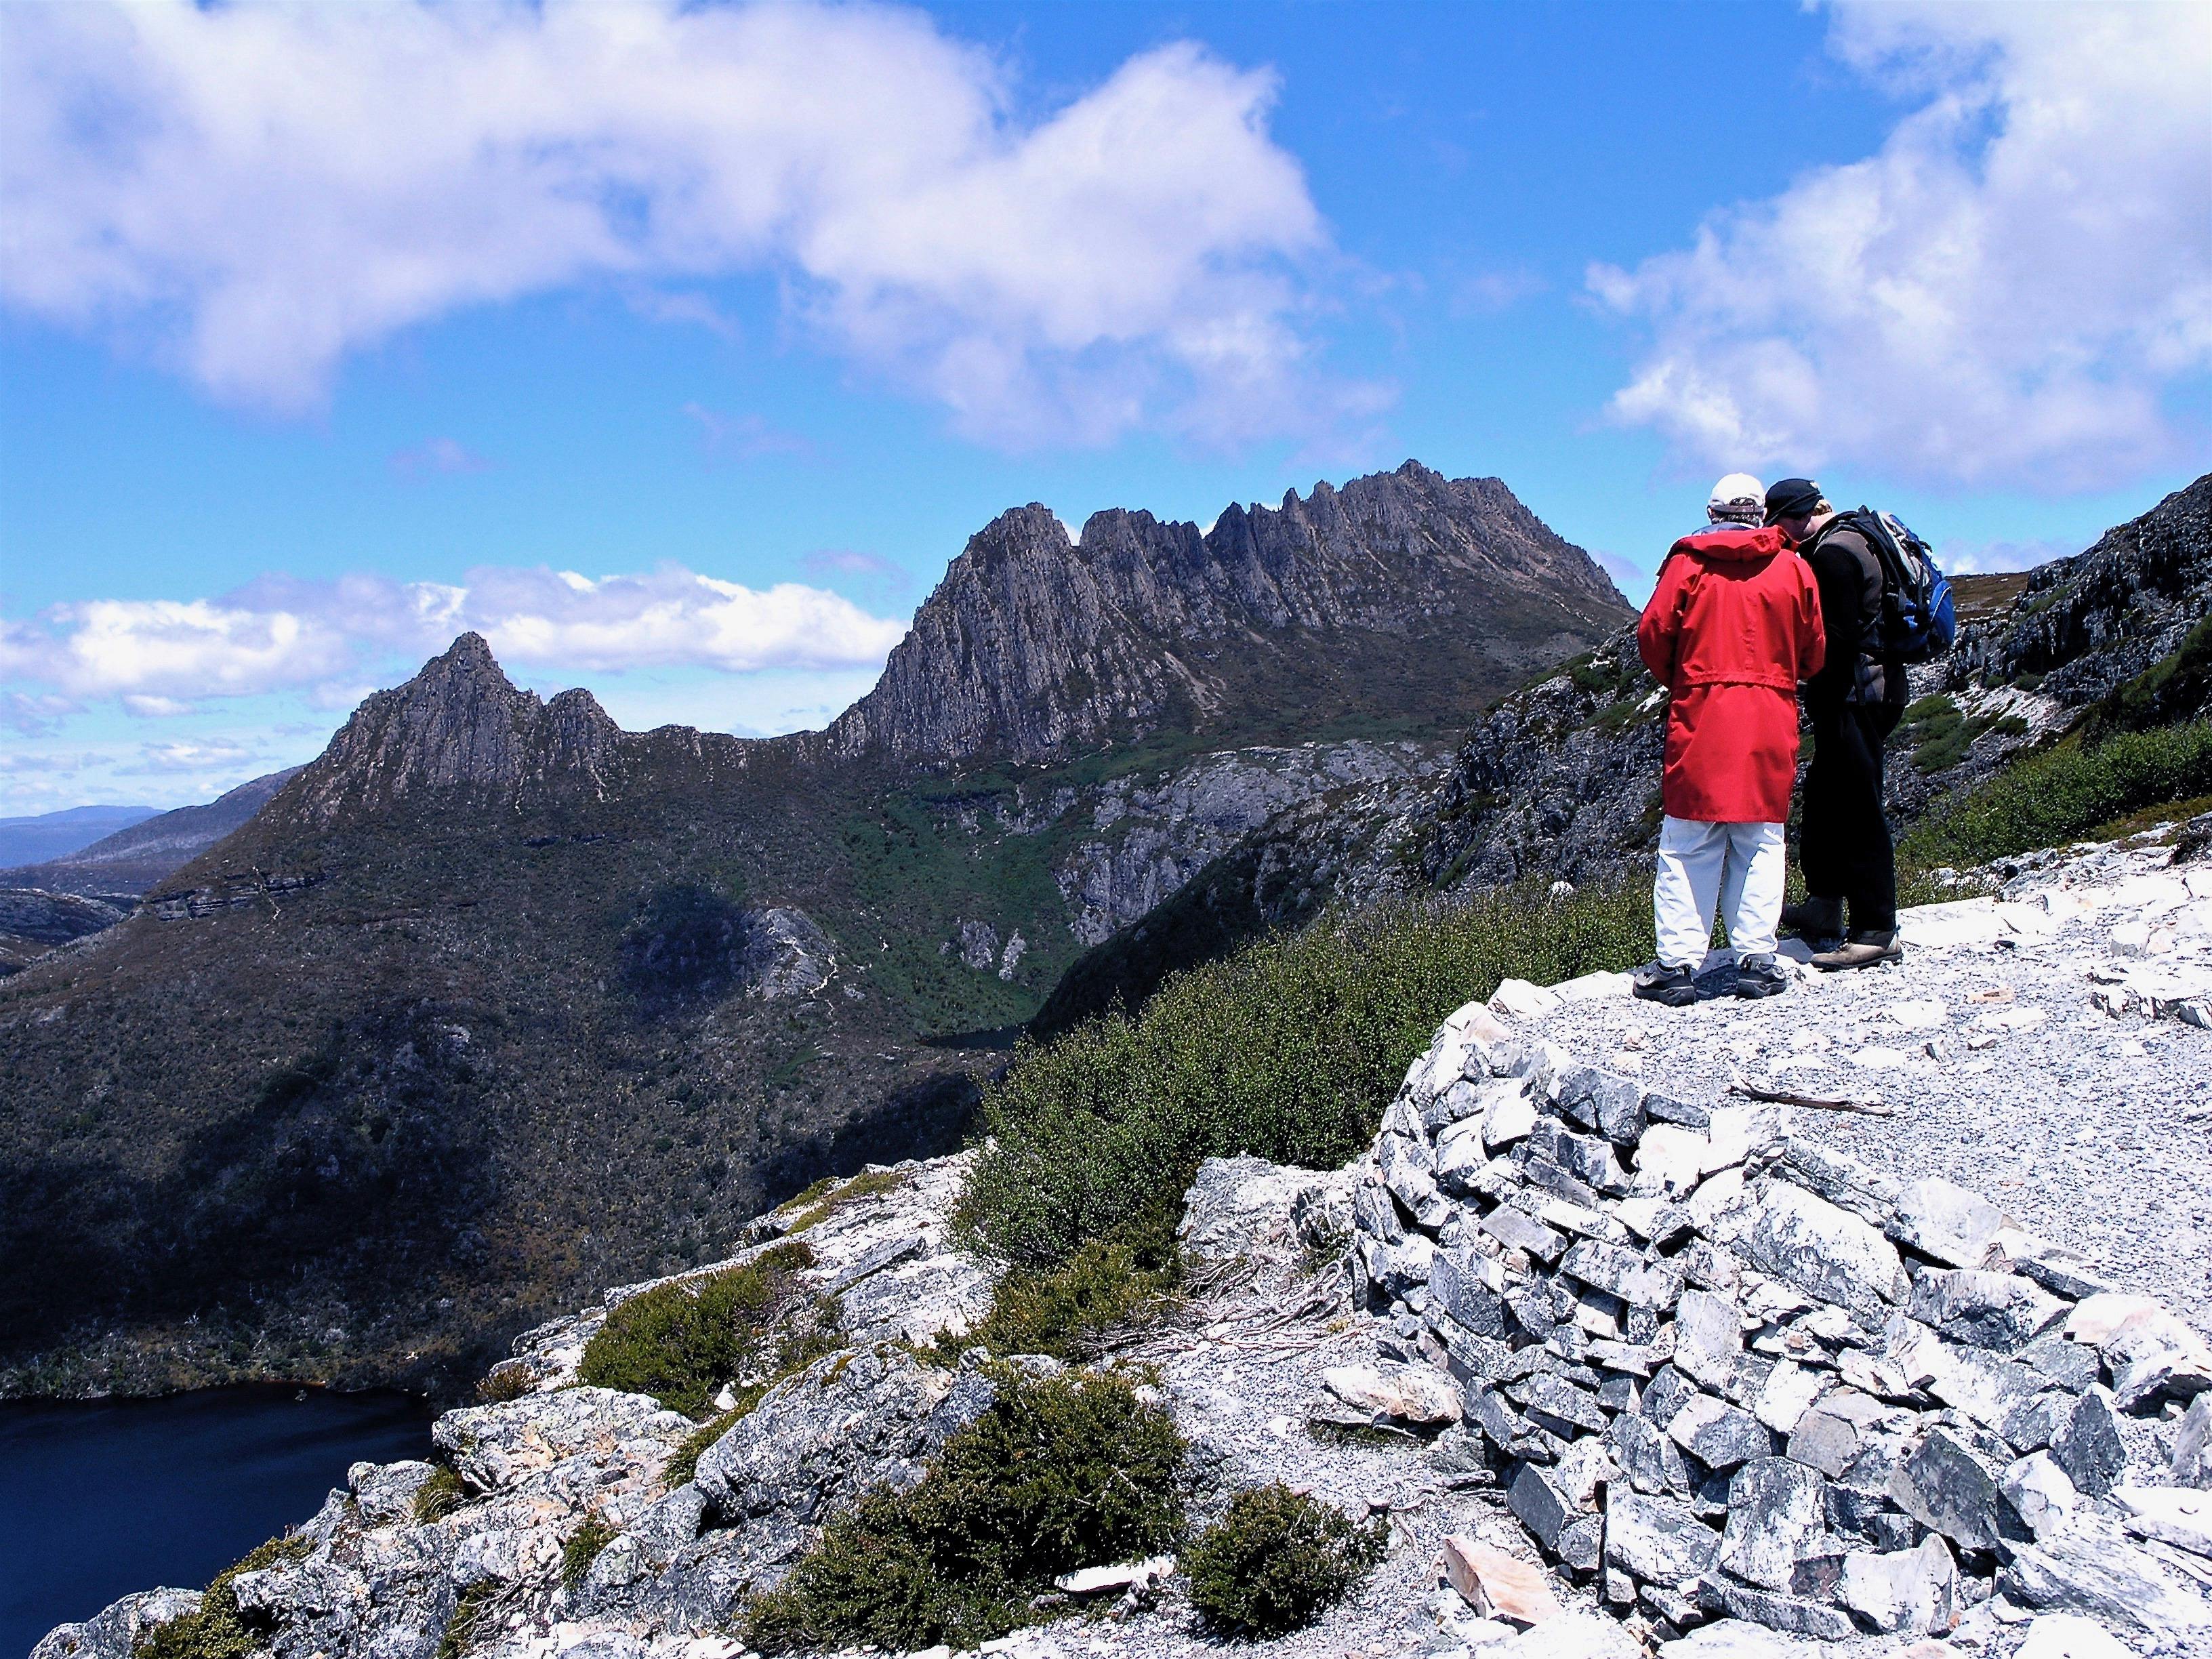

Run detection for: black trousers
[[1801, 696, 1903, 935]]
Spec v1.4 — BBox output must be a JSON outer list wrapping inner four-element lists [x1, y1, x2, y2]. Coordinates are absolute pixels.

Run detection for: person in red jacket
[[1631, 474, 1826, 1004]]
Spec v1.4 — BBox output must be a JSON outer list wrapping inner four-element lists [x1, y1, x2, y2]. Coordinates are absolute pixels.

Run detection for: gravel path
[[1514, 839, 2212, 1317]]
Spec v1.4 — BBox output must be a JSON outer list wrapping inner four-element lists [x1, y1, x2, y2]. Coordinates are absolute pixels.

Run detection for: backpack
[[1830, 507, 1957, 663]]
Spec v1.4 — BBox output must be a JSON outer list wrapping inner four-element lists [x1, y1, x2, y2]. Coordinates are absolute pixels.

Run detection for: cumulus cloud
[[127, 739, 261, 775], [0, 562, 908, 708], [0, 0, 1355, 447], [1591, 1, 2212, 491]]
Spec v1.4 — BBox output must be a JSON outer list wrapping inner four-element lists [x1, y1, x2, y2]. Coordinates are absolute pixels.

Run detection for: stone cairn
[[1347, 998, 2212, 1647]]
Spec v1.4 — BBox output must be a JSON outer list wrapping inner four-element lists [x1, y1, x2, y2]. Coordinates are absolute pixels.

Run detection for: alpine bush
[[960, 878, 1650, 1273], [742, 1366, 1187, 1652], [1183, 1484, 1387, 1637], [136, 1536, 310, 1659], [561, 1515, 619, 1590], [575, 1240, 815, 1418], [1901, 721, 2212, 870], [959, 1237, 1178, 1361]]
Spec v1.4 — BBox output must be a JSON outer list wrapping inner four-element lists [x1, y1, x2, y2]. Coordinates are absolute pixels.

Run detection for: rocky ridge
[[41, 834, 2212, 1659], [0, 766, 303, 898], [825, 463, 1626, 766]]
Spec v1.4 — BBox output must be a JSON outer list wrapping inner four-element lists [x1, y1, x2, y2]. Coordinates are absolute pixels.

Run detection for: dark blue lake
[[0, 1385, 434, 1658]]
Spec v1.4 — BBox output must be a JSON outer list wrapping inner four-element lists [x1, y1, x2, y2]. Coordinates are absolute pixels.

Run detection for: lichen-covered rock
[[29, 1589, 202, 1659], [432, 1387, 693, 1491]]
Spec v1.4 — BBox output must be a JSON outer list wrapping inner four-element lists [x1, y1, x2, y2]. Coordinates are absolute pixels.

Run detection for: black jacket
[[1801, 519, 1905, 710]]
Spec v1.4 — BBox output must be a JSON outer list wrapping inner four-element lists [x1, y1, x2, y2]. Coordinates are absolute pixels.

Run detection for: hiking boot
[[1633, 960, 1698, 1006], [1781, 896, 1844, 949], [1812, 930, 1904, 972], [1736, 954, 1792, 999]]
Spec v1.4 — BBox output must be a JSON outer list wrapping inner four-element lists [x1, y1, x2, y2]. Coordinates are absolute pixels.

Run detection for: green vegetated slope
[[0, 464, 1633, 1399]]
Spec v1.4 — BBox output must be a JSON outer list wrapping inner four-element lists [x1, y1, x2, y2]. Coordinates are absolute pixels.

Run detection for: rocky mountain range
[[0, 462, 1631, 1399]]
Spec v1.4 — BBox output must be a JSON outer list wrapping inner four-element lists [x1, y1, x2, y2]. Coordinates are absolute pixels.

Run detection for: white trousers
[[1654, 815, 1786, 969]]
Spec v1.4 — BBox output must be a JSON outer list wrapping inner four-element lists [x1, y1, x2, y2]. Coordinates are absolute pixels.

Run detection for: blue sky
[[2, 0, 2207, 815]]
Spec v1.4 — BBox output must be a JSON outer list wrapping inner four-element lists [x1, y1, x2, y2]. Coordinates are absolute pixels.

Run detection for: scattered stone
[[2002, 1451, 2080, 1538], [1889, 1427, 2007, 1551], [1784, 1404, 1862, 1479], [1322, 1364, 1461, 1428], [1655, 1621, 1803, 1658], [1557, 1515, 1603, 1575], [1739, 1181, 1910, 1319], [1840, 1534, 1960, 1636], [1481, 1206, 1568, 1267], [1750, 1360, 1824, 1435], [1909, 1268, 2069, 1351], [1492, 979, 1564, 1021], [1558, 1239, 1683, 1311], [1666, 1395, 1775, 1472], [1889, 1176, 2009, 1269], [2049, 1388, 2127, 1497], [1608, 1408, 1692, 1496], [2064, 1292, 2165, 1347], [1441, 1535, 1563, 1626], [2021, 1334, 2103, 1395], [1603, 1491, 1721, 1585], [2010, 1611, 2139, 1659], [1717, 1458, 1827, 1591], [2001, 1390, 2076, 1453], [1486, 1609, 1641, 1658]]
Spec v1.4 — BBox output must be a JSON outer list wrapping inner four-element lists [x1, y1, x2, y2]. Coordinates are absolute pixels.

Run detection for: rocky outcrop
[[825, 462, 1628, 765], [1950, 472, 2212, 712], [283, 634, 623, 824]]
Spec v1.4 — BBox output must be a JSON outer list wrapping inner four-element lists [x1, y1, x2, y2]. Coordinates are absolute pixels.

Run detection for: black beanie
[[1764, 477, 1824, 522]]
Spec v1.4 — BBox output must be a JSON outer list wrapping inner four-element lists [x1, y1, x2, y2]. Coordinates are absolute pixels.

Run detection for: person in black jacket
[[1765, 477, 1908, 970]]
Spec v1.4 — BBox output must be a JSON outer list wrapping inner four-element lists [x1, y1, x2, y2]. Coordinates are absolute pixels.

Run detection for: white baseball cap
[[1706, 473, 1766, 523]]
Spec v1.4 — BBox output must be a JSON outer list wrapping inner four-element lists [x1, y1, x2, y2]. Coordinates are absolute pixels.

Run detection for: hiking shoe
[[1736, 954, 1792, 998], [1633, 961, 1698, 1006], [1781, 896, 1844, 946], [1812, 931, 1904, 972]]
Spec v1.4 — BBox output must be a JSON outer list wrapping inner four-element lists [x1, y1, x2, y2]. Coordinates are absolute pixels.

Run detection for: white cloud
[[0, 562, 909, 707], [0, 0, 1356, 447], [1591, 1, 2212, 492], [127, 739, 261, 775], [1938, 535, 2073, 577]]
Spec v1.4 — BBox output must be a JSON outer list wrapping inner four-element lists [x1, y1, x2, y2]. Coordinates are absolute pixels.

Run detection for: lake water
[[0, 1385, 434, 1657]]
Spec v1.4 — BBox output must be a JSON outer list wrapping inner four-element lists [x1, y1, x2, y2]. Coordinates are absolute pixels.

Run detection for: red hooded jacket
[[1636, 525, 1826, 823]]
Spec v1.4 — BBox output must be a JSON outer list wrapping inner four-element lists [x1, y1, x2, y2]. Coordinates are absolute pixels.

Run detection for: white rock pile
[[1346, 972, 2212, 1650]]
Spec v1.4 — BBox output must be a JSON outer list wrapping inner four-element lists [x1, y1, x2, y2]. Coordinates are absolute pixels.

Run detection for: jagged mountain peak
[[281, 634, 622, 825], [827, 459, 1628, 766]]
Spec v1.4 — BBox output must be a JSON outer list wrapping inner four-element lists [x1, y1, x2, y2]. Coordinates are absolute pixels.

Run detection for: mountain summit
[[287, 632, 623, 823], [827, 462, 1626, 764]]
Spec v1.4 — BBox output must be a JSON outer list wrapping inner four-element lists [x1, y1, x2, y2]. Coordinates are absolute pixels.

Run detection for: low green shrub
[[960, 1237, 1179, 1361], [960, 878, 1650, 1273], [136, 1536, 310, 1659], [562, 1515, 619, 1590], [474, 1363, 533, 1404], [1901, 721, 2212, 869], [1183, 1485, 1387, 1637], [743, 1367, 1187, 1652], [576, 1240, 815, 1417], [663, 1406, 743, 1489], [436, 1582, 498, 1659], [412, 1465, 469, 1524]]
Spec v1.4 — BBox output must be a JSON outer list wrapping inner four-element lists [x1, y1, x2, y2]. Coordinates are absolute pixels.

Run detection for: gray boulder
[[1838, 1534, 1959, 1635], [2049, 1387, 2127, 1498], [1717, 1458, 1827, 1592], [1739, 1182, 1909, 1319], [432, 1387, 693, 1492], [31, 1589, 203, 1659], [1908, 1269, 2067, 1351], [1668, 1394, 1776, 1472], [1605, 1491, 1721, 1586], [1888, 1427, 2007, 1551], [1888, 1176, 2007, 1269]]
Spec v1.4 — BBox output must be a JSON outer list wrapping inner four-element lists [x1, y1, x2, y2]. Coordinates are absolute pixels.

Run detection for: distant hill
[[0, 804, 157, 869], [0, 768, 301, 897], [0, 462, 1631, 1401]]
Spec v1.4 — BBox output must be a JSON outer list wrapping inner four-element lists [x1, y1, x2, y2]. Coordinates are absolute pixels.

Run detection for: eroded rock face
[[29, 1589, 203, 1659], [825, 463, 1627, 766]]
